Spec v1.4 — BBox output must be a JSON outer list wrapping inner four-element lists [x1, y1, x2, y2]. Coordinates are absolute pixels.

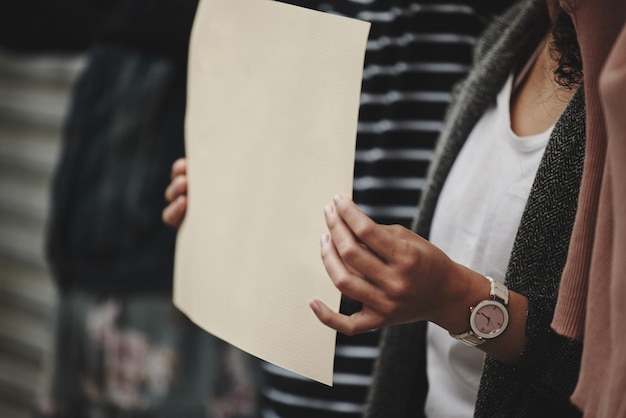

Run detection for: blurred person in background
[[163, 1, 515, 417], [1, 2, 261, 417]]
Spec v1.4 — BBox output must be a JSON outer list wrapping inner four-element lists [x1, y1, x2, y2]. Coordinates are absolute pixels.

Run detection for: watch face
[[470, 300, 509, 339]]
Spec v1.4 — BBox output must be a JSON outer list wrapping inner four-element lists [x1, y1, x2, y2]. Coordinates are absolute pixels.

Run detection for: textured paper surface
[[173, 0, 370, 385]]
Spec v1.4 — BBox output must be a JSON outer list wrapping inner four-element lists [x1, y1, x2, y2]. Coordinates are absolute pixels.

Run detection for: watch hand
[[479, 312, 492, 325]]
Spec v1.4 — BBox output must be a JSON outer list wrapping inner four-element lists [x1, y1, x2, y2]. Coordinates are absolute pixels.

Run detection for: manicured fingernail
[[310, 300, 321, 313], [324, 204, 334, 217], [333, 194, 345, 205]]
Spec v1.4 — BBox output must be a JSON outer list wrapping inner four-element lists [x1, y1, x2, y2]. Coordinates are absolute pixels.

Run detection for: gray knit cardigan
[[365, 0, 585, 417]]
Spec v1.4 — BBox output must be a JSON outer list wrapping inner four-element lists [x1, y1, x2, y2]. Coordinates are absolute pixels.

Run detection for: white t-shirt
[[424, 74, 552, 417]]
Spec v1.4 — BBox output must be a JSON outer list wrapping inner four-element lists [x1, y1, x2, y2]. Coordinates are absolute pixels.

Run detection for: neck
[[510, 34, 578, 137]]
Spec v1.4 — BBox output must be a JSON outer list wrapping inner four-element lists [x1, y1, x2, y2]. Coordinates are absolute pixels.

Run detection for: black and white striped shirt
[[262, 1, 513, 417]]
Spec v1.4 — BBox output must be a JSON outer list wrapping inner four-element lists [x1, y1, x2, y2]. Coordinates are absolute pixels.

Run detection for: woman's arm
[[310, 194, 527, 363]]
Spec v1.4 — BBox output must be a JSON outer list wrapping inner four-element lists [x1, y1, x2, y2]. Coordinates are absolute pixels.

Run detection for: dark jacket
[[365, 0, 585, 416]]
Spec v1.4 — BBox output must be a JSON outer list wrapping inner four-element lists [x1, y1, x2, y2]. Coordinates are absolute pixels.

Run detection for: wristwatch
[[450, 276, 510, 346]]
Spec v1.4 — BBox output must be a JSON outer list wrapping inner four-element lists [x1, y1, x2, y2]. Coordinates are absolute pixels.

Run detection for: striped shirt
[[261, 1, 512, 417]]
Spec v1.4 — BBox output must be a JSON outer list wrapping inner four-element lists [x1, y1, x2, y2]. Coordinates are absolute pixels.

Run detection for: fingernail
[[320, 233, 330, 246], [310, 300, 321, 313], [324, 204, 334, 217], [333, 194, 345, 205]]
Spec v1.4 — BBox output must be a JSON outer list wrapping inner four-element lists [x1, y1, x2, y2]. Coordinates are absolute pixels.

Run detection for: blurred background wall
[[0, 48, 84, 418]]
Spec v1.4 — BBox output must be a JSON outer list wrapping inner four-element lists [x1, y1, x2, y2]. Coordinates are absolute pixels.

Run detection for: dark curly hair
[[550, 8, 583, 89]]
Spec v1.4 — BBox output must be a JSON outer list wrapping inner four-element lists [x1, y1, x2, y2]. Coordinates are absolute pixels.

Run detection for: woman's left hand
[[310, 195, 471, 336]]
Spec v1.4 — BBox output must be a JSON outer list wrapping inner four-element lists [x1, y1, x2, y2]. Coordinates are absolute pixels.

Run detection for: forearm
[[313, 194, 529, 366]]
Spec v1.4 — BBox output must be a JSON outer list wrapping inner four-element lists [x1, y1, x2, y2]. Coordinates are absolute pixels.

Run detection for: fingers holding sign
[[311, 195, 461, 336], [162, 158, 188, 228]]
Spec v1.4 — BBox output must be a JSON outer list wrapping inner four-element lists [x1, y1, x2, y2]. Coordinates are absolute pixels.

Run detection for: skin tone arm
[[310, 195, 528, 364]]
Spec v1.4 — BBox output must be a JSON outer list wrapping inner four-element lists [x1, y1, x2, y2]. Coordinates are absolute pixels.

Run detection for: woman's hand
[[162, 158, 188, 228], [310, 194, 457, 334]]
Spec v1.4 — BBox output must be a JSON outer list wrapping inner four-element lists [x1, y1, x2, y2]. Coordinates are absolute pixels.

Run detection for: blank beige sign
[[174, 0, 370, 385]]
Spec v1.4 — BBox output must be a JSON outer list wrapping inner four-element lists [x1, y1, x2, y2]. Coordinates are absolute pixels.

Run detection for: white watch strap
[[488, 276, 509, 305]]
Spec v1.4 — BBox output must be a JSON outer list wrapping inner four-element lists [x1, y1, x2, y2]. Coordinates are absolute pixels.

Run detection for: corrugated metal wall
[[0, 49, 84, 418]]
